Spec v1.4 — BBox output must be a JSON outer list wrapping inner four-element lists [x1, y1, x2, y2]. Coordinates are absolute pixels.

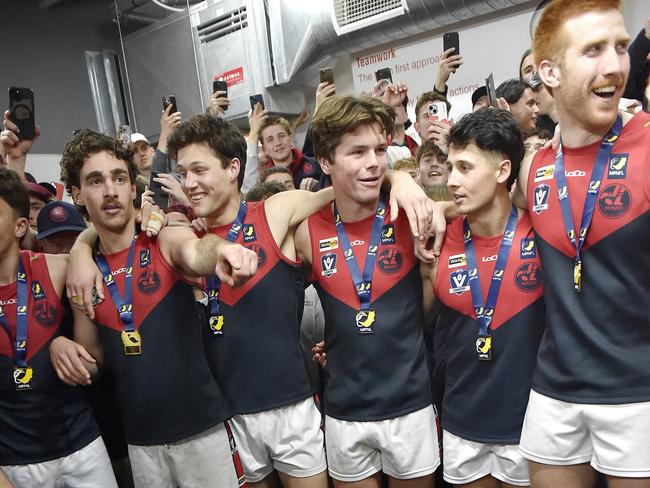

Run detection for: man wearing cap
[[471, 86, 489, 112], [37, 201, 87, 255], [130, 133, 155, 178], [25, 181, 54, 232]]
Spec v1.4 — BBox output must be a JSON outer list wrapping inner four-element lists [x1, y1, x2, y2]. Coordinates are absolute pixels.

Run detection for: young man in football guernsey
[[166, 113, 333, 488], [294, 95, 439, 487], [512, 1, 650, 486], [57, 130, 258, 488], [0, 168, 118, 487], [422, 108, 545, 488]]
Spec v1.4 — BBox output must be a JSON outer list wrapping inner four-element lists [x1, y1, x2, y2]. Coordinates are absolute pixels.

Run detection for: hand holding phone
[[443, 32, 460, 56], [149, 171, 169, 209], [117, 125, 132, 145], [162, 95, 177, 114], [427, 101, 448, 121], [249, 94, 265, 111], [374, 68, 393, 83], [9, 87, 36, 141], [485, 74, 498, 108]]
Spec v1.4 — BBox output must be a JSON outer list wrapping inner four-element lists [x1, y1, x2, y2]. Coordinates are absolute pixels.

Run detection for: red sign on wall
[[214, 67, 244, 86]]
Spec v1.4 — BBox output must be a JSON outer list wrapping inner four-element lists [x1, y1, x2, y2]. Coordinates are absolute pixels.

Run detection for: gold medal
[[209, 314, 225, 335], [14, 366, 34, 391], [356, 309, 375, 334], [573, 260, 582, 292], [121, 330, 142, 355], [476, 335, 493, 361]]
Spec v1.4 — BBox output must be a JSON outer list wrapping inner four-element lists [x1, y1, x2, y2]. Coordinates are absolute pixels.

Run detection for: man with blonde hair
[[513, 1, 650, 486]]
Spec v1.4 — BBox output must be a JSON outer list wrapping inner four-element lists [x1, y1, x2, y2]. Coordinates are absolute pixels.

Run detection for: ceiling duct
[[331, 0, 407, 35]]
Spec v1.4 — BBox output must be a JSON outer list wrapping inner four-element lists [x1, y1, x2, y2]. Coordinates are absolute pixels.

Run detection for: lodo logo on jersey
[[598, 184, 631, 218], [242, 224, 257, 243], [448, 253, 467, 269], [247, 244, 267, 269], [381, 224, 396, 245], [376, 248, 402, 274], [449, 269, 470, 295], [137, 269, 161, 295], [34, 301, 58, 327], [514, 262, 542, 292], [321, 253, 337, 277], [533, 164, 554, 182], [532, 184, 550, 214], [31, 281, 45, 300], [607, 154, 628, 179], [520, 238, 537, 259], [319, 237, 338, 252]]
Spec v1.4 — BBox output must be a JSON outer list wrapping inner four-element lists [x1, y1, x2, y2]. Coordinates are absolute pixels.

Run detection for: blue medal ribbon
[[554, 114, 622, 292], [0, 257, 29, 368], [463, 206, 518, 359], [333, 198, 386, 333], [95, 239, 136, 333], [206, 201, 247, 335]]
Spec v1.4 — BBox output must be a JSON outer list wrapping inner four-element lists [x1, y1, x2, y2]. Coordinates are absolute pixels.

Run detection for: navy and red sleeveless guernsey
[[527, 111, 650, 404], [0, 251, 99, 465], [204, 201, 313, 414], [92, 234, 231, 445], [308, 204, 431, 421], [432, 213, 545, 443]]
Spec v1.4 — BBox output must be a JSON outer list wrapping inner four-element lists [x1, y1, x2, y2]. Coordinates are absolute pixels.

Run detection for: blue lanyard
[[95, 239, 136, 333], [333, 199, 386, 315], [554, 114, 622, 292], [0, 257, 29, 367], [463, 206, 518, 343], [206, 202, 247, 329]]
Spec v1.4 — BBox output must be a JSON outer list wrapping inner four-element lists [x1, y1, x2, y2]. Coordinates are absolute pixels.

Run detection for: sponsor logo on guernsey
[[514, 263, 542, 292], [564, 170, 586, 177], [350, 240, 365, 247], [321, 253, 337, 277], [533, 184, 550, 214], [448, 253, 467, 269], [607, 154, 628, 179], [319, 237, 338, 252], [598, 184, 632, 218], [449, 269, 470, 295], [381, 224, 396, 245], [242, 224, 257, 242], [533, 164, 554, 182], [520, 238, 537, 259], [139, 249, 150, 268], [0, 298, 17, 307], [31, 281, 45, 300], [482, 255, 497, 262]]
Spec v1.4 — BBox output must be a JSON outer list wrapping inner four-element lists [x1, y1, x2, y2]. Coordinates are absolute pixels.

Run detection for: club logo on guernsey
[[321, 253, 337, 277], [533, 184, 550, 214], [598, 184, 631, 218], [449, 269, 470, 295], [319, 237, 338, 252], [534, 164, 555, 182], [31, 281, 45, 300], [137, 269, 161, 294], [514, 263, 542, 292], [35, 301, 58, 327], [377, 248, 402, 274], [242, 224, 257, 242], [607, 154, 628, 179], [381, 225, 395, 244], [448, 254, 467, 269], [247, 244, 267, 268], [520, 238, 536, 259]]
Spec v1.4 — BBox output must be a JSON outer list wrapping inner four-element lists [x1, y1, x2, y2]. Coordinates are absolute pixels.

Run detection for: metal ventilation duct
[[269, 0, 532, 85]]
